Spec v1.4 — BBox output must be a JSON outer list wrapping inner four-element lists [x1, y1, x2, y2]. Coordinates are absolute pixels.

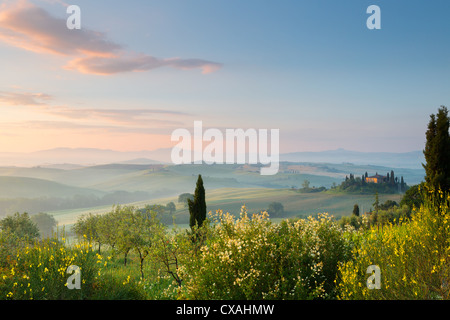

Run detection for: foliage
[[267, 201, 284, 218], [178, 193, 194, 207], [1, 190, 449, 300], [373, 192, 380, 212], [296, 180, 326, 193], [379, 200, 399, 211], [340, 204, 411, 231], [30, 212, 57, 239], [188, 175, 207, 229], [166, 202, 176, 215], [178, 206, 352, 300], [0, 212, 40, 241], [2, 180, 449, 300], [0, 213, 40, 266], [337, 191, 450, 299], [339, 215, 365, 231], [400, 183, 425, 211], [423, 106, 450, 197], [352, 204, 359, 217], [138, 204, 173, 225], [336, 171, 407, 194], [73, 205, 159, 276], [0, 238, 101, 300], [73, 213, 102, 252]]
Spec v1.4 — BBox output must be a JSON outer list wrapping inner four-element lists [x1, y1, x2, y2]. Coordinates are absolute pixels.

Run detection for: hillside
[[0, 161, 421, 221], [281, 149, 425, 169], [0, 176, 104, 199], [48, 187, 403, 228], [0, 148, 425, 169]]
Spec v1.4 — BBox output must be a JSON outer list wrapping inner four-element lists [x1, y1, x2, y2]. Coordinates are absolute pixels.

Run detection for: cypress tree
[[423, 106, 450, 196], [390, 170, 395, 185], [352, 204, 360, 217], [373, 192, 380, 213], [188, 174, 207, 229]]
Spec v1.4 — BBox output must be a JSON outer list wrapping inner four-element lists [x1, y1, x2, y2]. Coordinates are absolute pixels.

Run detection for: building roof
[[368, 174, 386, 179]]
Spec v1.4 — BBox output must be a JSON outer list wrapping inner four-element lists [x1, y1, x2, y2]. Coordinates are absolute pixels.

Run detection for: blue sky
[[0, 0, 449, 153]]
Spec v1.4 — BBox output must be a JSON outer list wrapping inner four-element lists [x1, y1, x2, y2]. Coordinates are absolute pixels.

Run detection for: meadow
[[0, 161, 422, 217], [47, 187, 402, 229], [1, 190, 448, 300], [0, 160, 431, 300]]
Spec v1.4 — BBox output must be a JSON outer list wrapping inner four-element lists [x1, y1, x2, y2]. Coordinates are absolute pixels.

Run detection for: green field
[[0, 176, 105, 198], [48, 187, 403, 229], [0, 162, 411, 229]]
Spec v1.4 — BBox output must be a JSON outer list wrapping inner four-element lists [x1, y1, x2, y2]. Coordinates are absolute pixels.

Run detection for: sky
[[0, 0, 449, 154]]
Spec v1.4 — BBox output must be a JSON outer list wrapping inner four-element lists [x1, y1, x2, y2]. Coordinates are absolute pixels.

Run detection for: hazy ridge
[[0, 147, 425, 222]]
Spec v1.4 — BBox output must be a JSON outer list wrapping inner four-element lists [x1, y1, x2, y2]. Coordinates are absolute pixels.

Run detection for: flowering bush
[[337, 192, 450, 299], [0, 237, 102, 300], [179, 206, 352, 299]]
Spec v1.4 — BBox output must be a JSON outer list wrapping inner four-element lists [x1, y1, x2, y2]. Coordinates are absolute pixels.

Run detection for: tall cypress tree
[[188, 174, 207, 229], [373, 192, 380, 213], [423, 106, 450, 195], [390, 170, 395, 185], [352, 204, 360, 217]]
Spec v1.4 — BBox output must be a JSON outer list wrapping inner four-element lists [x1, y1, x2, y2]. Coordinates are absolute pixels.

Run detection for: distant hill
[[0, 161, 425, 221], [281, 149, 425, 169], [0, 147, 425, 169], [0, 176, 104, 198], [38, 163, 86, 170], [118, 158, 162, 165], [0, 161, 425, 199], [0, 148, 170, 167]]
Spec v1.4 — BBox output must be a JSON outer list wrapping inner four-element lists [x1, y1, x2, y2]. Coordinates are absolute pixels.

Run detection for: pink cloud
[[0, 1, 120, 56], [41, 105, 190, 126], [65, 54, 222, 75], [0, 1, 222, 75], [0, 90, 53, 105]]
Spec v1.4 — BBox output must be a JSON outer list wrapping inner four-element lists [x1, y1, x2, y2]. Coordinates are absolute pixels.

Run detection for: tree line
[[340, 106, 450, 230], [335, 170, 407, 194]]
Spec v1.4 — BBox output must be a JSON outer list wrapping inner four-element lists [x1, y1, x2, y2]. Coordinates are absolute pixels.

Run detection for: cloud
[[0, 90, 52, 105], [0, 0, 222, 75], [65, 54, 221, 75], [12, 120, 180, 135], [43, 105, 190, 126], [0, 1, 120, 56], [0, 88, 192, 128]]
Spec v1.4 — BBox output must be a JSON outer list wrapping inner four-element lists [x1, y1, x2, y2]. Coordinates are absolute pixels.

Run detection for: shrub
[[337, 191, 450, 299], [179, 206, 352, 299], [0, 237, 102, 300], [267, 202, 284, 217]]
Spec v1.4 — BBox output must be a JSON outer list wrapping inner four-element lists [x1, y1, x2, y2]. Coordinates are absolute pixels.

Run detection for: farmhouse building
[[365, 173, 387, 184]]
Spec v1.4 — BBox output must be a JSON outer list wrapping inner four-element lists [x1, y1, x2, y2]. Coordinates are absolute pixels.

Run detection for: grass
[[47, 187, 403, 229], [0, 176, 104, 198]]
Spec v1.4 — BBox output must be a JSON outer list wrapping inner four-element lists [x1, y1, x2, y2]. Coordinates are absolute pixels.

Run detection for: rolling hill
[[281, 149, 425, 169], [0, 158, 423, 224], [0, 147, 425, 169], [0, 176, 104, 199], [48, 187, 403, 228]]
